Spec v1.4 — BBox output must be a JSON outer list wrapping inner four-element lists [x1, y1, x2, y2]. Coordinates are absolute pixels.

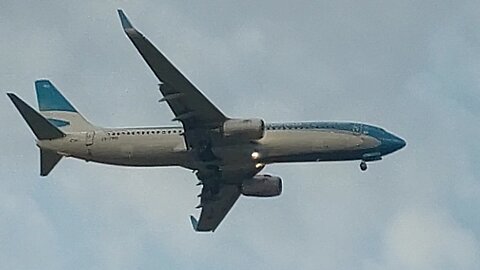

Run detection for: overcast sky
[[1, 1, 480, 269]]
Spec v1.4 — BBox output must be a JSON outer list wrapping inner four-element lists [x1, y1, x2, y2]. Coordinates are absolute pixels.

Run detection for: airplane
[[7, 10, 406, 232]]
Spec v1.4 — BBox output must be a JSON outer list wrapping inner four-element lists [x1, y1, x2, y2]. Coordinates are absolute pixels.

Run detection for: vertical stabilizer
[[35, 80, 95, 132]]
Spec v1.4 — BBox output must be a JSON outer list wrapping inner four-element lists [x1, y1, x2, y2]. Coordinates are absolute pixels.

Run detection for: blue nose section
[[386, 134, 406, 152], [392, 136, 406, 150]]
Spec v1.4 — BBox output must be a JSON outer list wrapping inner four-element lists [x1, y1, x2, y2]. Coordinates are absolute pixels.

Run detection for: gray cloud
[[1, 1, 479, 269], [367, 207, 480, 270]]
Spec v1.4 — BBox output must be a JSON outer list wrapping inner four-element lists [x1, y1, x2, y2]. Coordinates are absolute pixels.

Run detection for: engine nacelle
[[222, 118, 265, 140], [241, 174, 282, 197]]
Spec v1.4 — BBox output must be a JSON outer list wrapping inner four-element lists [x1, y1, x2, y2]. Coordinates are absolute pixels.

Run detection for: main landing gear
[[196, 165, 221, 196], [360, 161, 367, 171]]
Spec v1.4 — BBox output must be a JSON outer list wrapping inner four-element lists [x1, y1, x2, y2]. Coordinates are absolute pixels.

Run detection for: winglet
[[117, 9, 134, 30], [189, 215, 199, 231]]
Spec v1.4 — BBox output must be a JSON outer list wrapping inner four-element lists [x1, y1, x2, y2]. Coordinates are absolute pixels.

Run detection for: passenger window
[[162, 131, 166, 134]]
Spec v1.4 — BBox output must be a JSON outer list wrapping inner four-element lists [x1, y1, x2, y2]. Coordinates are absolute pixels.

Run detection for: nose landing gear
[[360, 153, 382, 171], [360, 161, 367, 171]]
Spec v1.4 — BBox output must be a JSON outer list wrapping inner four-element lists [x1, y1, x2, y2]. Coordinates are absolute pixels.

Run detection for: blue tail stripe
[[35, 80, 77, 112], [46, 118, 71, 127]]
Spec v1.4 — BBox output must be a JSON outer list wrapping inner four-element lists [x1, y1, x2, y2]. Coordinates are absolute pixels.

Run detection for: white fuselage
[[37, 124, 380, 170]]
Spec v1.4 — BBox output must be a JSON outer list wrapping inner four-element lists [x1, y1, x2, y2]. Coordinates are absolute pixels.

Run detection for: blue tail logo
[[35, 80, 77, 112]]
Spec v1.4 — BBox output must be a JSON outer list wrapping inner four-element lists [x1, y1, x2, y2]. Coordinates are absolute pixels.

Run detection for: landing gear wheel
[[360, 161, 367, 171]]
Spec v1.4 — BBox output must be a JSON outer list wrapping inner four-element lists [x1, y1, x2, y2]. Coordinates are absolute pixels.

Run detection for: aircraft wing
[[118, 10, 242, 232], [191, 184, 241, 232], [117, 10, 227, 131]]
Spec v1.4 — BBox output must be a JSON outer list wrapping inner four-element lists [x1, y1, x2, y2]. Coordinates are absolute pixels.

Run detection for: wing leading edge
[[117, 9, 227, 129]]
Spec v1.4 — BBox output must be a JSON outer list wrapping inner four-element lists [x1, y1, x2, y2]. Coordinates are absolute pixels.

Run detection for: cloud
[[1, 1, 480, 270], [367, 207, 480, 270], [0, 187, 63, 269]]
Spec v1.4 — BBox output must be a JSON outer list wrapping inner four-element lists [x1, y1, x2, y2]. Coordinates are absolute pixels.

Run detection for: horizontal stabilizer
[[40, 149, 62, 176], [7, 93, 65, 140]]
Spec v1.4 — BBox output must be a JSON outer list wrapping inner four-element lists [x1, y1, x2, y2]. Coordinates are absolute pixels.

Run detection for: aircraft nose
[[390, 134, 406, 151]]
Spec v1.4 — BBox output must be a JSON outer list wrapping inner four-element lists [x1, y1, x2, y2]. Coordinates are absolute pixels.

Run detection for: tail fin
[[40, 149, 62, 176], [35, 80, 95, 132], [7, 93, 65, 140]]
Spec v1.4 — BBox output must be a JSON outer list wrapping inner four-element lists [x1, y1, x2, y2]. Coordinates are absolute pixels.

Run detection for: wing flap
[[193, 184, 241, 232]]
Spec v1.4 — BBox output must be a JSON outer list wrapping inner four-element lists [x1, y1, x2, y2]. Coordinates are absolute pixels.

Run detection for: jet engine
[[241, 174, 282, 197], [222, 118, 265, 140]]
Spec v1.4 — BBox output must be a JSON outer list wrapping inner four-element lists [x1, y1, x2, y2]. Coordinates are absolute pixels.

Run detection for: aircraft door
[[86, 131, 95, 146]]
